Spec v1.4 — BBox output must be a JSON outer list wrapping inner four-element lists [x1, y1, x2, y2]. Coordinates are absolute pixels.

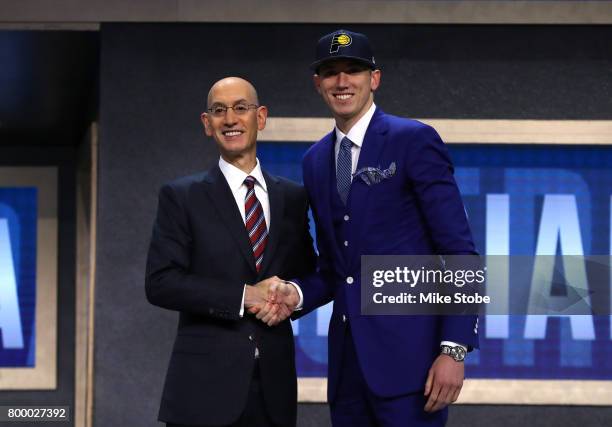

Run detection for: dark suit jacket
[[145, 164, 316, 427], [295, 108, 479, 402]]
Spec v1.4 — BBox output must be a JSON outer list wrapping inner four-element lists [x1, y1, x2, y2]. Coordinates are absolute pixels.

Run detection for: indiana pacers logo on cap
[[330, 32, 352, 53]]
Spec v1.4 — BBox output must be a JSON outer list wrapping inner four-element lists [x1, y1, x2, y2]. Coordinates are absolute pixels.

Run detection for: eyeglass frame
[[206, 103, 260, 117]]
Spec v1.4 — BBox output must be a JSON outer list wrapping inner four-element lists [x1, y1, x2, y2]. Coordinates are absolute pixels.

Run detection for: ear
[[313, 74, 322, 95], [201, 112, 212, 136], [256, 105, 268, 131], [370, 69, 381, 92]]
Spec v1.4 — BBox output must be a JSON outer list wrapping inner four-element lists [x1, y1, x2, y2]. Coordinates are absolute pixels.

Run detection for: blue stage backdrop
[[258, 142, 612, 381], [0, 188, 37, 367]]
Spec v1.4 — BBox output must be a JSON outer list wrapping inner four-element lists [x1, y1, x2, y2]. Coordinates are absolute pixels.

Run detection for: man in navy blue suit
[[146, 77, 316, 427], [255, 29, 479, 426]]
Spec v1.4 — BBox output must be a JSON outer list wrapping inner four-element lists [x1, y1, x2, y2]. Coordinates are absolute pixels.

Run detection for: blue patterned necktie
[[336, 136, 353, 205]]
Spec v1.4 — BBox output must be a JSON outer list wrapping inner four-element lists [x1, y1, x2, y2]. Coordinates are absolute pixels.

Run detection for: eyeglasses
[[207, 103, 259, 117]]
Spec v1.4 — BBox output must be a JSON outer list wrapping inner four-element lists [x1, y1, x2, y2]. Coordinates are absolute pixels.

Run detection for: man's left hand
[[423, 354, 464, 413]]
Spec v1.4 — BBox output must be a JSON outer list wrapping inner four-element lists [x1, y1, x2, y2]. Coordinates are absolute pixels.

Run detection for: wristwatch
[[440, 344, 466, 362]]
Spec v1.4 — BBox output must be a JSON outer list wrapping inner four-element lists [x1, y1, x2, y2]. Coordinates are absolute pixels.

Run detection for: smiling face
[[313, 59, 381, 133], [201, 77, 267, 166]]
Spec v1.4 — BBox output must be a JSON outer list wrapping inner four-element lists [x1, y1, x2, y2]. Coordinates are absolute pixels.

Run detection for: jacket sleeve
[[144, 183, 243, 320], [406, 124, 479, 349]]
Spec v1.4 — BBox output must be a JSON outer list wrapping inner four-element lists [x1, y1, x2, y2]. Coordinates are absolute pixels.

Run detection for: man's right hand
[[244, 276, 284, 309], [245, 277, 299, 326]]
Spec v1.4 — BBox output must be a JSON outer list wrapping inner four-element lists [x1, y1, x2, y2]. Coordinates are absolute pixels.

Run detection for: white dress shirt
[[218, 156, 270, 229], [334, 101, 377, 176]]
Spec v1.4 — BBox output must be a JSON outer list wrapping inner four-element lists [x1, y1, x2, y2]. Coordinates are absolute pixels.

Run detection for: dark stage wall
[[96, 23, 612, 427]]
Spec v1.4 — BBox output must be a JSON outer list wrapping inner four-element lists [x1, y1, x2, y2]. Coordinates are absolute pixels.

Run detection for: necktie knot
[[244, 176, 256, 190], [340, 136, 353, 150]]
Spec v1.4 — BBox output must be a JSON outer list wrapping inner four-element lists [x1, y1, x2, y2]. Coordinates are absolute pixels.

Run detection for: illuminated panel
[[0, 167, 57, 390], [0, 188, 36, 366]]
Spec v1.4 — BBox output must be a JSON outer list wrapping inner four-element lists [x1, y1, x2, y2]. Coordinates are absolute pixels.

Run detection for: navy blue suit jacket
[[296, 108, 479, 402]]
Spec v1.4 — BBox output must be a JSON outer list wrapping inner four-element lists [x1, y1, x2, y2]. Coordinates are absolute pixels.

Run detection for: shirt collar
[[334, 102, 377, 148], [218, 157, 268, 193]]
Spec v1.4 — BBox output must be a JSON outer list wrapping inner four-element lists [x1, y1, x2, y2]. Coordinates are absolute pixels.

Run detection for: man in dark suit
[[145, 76, 316, 427], [256, 30, 479, 426]]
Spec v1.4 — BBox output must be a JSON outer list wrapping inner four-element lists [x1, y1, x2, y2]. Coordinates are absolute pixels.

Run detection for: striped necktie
[[244, 176, 268, 272], [337, 136, 353, 205]]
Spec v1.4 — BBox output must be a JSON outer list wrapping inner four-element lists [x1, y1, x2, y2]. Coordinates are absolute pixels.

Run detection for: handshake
[[244, 276, 300, 326]]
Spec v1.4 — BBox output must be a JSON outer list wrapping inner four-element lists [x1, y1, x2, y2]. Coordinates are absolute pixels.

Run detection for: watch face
[[456, 347, 466, 360], [441, 345, 465, 361]]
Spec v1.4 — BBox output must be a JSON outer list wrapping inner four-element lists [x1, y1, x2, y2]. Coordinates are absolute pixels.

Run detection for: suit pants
[[167, 361, 277, 427], [330, 324, 447, 427]]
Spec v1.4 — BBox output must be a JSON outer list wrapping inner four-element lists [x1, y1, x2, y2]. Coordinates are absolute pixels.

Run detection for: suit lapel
[[202, 165, 257, 274], [314, 130, 348, 272], [313, 131, 334, 234], [257, 171, 282, 278], [348, 108, 389, 269]]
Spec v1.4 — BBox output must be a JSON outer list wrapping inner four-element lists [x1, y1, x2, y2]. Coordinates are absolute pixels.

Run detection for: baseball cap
[[310, 29, 377, 72]]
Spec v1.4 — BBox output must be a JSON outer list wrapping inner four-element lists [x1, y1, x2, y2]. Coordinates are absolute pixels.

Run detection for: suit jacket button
[[344, 215, 350, 221], [342, 315, 347, 323], [248, 334, 254, 341], [346, 276, 354, 284]]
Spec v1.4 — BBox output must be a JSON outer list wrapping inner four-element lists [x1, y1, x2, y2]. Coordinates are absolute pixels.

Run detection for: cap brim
[[310, 55, 377, 72]]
